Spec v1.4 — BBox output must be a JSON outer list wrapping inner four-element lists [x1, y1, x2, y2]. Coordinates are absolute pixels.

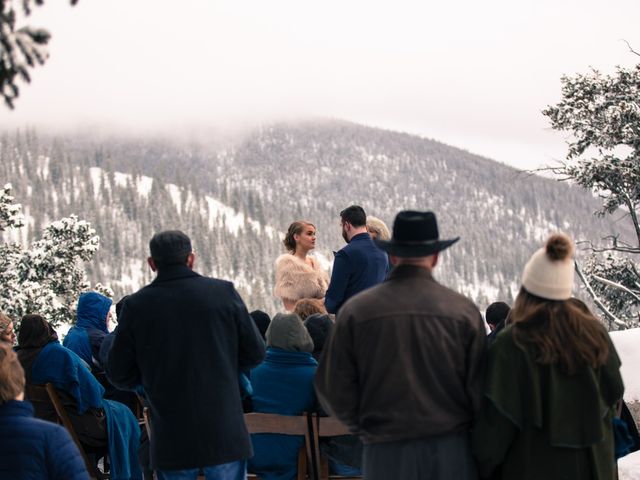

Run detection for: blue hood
[[76, 291, 112, 333]]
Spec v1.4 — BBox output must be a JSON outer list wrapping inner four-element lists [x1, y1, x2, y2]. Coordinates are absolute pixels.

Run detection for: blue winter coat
[[0, 400, 89, 480], [64, 292, 112, 368], [32, 341, 141, 480], [249, 348, 318, 480]]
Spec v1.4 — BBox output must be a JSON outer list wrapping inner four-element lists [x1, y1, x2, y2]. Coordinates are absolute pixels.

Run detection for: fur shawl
[[274, 254, 329, 303]]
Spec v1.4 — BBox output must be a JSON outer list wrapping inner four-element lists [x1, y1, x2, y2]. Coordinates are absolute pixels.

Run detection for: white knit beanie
[[522, 233, 575, 300]]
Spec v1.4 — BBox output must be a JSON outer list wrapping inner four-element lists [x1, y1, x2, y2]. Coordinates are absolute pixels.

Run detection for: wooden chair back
[[244, 412, 313, 480], [311, 414, 362, 480], [24, 383, 103, 478]]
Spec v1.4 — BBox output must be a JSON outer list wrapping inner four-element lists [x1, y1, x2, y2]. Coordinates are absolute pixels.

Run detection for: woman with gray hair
[[248, 313, 317, 480]]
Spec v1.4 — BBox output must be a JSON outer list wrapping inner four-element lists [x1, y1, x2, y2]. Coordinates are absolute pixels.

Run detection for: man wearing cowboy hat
[[315, 211, 486, 480]]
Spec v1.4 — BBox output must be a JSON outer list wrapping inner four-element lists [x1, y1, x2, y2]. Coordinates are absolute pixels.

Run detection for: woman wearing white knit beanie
[[521, 234, 575, 300], [472, 233, 624, 480]]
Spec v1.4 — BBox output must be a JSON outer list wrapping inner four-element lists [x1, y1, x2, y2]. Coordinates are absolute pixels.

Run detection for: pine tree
[[0, 183, 110, 329], [0, 0, 78, 108], [543, 63, 640, 329]]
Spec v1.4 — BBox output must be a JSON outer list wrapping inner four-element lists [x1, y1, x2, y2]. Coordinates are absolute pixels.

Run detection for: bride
[[274, 221, 329, 311]]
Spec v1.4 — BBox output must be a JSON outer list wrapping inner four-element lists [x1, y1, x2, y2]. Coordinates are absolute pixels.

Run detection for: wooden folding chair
[[311, 414, 362, 480], [244, 412, 314, 480], [25, 383, 108, 479]]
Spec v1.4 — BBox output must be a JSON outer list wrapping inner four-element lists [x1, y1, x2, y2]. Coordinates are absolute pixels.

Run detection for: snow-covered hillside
[[611, 328, 640, 403], [1, 123, 634, 316]]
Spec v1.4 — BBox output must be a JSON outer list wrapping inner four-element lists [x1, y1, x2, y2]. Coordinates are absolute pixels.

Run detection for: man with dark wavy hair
[[324, 205, 388, 314]]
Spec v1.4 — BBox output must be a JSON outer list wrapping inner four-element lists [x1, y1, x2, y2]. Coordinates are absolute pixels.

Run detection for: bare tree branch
[[591, 274, 640, 303], [575, 239, 640, 255], [621, 39, 640, 57], [575, 262, 627, 328]]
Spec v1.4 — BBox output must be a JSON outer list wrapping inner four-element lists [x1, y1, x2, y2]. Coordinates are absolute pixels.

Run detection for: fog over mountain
[[0, 120, 630, 315]]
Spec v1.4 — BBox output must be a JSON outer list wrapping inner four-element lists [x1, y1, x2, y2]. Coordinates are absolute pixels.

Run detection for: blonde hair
[[0, 311, 12, 333], [366, 216, 391, 241], [283, 221, 315, 253], [0, 342, 25, 403]]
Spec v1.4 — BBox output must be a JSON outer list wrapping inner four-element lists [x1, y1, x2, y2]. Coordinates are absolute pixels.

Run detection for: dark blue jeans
[[157, 460, 246, 480]]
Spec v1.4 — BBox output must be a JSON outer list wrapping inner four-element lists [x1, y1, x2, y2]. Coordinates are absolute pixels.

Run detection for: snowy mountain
[[0, 120, 631, 316]]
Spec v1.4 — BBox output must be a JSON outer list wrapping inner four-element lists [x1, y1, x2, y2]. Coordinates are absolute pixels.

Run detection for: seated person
[[0, 342, 89, 480], [64, 291, 112, 370], [304, 313, 362, 476], [250, 310, 271, 340], [66, 293, 138, 413], [0, 310, 17, 345], [293, 298, 327, 322], [248, 313, 317, 480], [485, 301, 510, 346], [303, 313, 333, 361], [16, 314, 142, 480]]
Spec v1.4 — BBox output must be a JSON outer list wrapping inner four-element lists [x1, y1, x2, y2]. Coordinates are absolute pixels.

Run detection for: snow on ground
[[620, 451, 640, 480], [166, 183, 182, 214], [113, 171, 131, 188], [137, 175, 154, 198], [89, 167, 102, 197], [611, 328, 640, 479], [37, 156, 50, 181], [205, 195, 243, 234], [610, 328, 640, 403]]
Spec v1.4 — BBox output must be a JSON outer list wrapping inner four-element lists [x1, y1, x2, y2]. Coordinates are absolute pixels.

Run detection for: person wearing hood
[[64, 291, 112, 371], [248, 313, 318, 480], [303, 313, 333, 361], [65, 292, 139, 414], [17, 314, 142, 480]]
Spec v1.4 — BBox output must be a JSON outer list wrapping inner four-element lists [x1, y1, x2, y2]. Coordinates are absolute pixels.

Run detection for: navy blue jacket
[[107, 264, 266, 471], [0, 400, 89, 480], [249, 348, 318, 480], [325, 233, 389, 314], [64, 291, 112, 369]]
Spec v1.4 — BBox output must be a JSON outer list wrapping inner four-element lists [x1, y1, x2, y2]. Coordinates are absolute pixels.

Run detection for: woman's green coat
[[472, 325, 624, 480]]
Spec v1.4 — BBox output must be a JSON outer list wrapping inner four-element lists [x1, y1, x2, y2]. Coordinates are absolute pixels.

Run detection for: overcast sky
[[2, 0, 639, 170]]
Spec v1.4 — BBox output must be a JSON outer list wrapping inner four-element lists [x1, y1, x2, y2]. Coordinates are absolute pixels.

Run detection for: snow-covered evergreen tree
[[543, 63, 640, 329], [0, 183, 110, 329], [0, 0, 78, 108]]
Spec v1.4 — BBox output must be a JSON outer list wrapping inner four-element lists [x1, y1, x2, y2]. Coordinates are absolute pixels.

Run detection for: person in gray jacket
[[315, 210, 486, 480]]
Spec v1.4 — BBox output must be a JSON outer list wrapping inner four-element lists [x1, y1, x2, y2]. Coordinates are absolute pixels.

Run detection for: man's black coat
[[107, 264, 266, 470]]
